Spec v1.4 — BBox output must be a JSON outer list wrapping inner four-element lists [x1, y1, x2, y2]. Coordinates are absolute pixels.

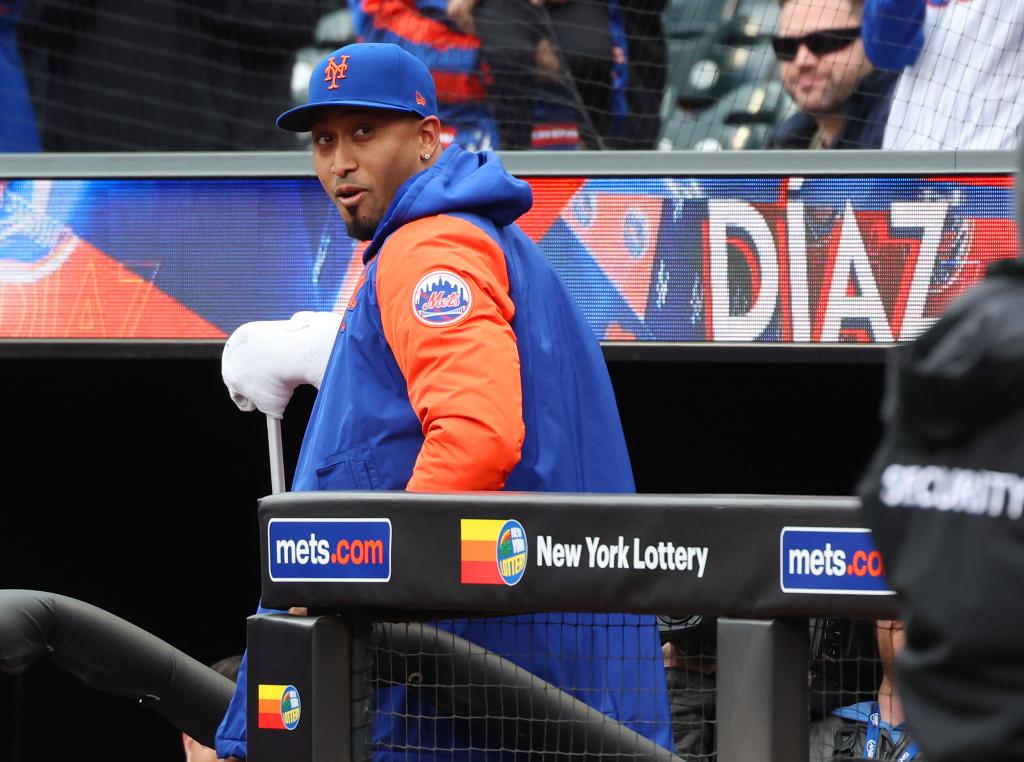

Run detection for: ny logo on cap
[[324, 55, 350, 90]]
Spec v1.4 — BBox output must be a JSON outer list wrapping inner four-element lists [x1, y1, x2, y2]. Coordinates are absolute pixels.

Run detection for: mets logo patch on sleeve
[[412, 270, 472, 326]]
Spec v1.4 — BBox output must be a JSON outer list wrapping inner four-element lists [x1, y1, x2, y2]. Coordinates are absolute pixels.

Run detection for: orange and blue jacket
[[216, 146, 671, 759], [295, 145, 636, 495]]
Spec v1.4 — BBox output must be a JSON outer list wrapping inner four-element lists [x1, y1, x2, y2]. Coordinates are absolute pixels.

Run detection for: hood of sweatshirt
[[362, 145, 533, 264]]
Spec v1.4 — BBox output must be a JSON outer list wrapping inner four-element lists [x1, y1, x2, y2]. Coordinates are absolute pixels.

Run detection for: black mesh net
[[360, 614, 677, 760], [348, 616, 916, 761], [14, 0, 334, 151], [7, 0, 1020, 153], [808, 620, 919, 761], [659, 615, 716, 761]]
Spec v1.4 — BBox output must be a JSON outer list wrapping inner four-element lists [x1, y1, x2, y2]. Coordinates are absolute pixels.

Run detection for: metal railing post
[[716, 618, 809, 762], [247, 614, 351, 762]]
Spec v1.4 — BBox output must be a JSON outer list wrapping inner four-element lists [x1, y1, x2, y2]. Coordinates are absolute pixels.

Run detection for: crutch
[[266, 415, 286, 495], [262, 414, 375, 761]]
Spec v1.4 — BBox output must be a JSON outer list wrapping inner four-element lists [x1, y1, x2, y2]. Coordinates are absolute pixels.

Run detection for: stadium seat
[[664, 0, 734, 40], [666, 38, 716, 109], [721, 79, 791, 125], [729, 0, 780, 44], [670, 38, 777, 111], [289, 9, 357, 109], [659, 80, 792, 150]]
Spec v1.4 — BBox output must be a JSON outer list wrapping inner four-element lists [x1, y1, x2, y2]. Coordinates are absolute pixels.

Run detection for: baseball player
[[217, 42, 672, 760]]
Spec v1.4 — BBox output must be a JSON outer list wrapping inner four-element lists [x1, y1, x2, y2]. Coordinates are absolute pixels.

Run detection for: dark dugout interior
[[0, 353, 885, 761]]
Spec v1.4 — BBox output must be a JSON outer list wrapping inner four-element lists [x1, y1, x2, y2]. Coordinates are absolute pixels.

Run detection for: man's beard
[[797, 87, 848, 119], [345, 214, 381, 242]]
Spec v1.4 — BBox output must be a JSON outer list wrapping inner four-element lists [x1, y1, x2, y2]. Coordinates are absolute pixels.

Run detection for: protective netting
[[807, 619, 917, 761], [353, 616, 908, 761], [362, 615, 677, 760], [659, 615, 717, 760], [14, 0, 336, 151], [8, 0, 1021, 153]]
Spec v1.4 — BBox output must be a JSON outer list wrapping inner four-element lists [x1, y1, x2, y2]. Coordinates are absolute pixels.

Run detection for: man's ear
[[182, 732, 195, 759], [419, 116, 442, 155]]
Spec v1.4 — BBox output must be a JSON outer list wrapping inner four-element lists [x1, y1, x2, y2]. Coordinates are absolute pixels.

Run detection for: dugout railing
[[250, 491, 899, 762]]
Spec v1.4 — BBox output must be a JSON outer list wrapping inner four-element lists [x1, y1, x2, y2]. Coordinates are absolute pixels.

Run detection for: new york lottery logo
[[258, 684, 301, 731], [460, 518, 527, 586]]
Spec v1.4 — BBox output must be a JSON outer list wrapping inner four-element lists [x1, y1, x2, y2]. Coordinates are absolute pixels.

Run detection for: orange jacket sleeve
[[375, 214, 525, 492]]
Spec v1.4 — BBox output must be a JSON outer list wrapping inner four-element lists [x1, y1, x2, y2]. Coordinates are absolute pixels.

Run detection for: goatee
[[346, 216, 380, 242]]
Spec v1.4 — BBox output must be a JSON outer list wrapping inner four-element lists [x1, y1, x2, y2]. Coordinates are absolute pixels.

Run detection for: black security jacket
[[859, 259, 1024, 761]]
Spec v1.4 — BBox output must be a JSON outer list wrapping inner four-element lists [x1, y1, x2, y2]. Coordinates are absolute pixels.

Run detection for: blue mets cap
[[277, 42, 438, 132]]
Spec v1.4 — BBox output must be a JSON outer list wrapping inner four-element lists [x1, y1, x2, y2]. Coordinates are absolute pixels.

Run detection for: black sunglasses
[[771, 27, 861, 61]]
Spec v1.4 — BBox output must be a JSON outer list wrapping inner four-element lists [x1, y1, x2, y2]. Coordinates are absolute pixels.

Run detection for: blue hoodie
[[216, 146, 671, 759]]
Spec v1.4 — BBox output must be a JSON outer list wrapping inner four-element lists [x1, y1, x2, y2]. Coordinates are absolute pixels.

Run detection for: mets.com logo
[[268, 518, 391, 582], [460, 518, 527, 585], [780, 527, 894, 595]]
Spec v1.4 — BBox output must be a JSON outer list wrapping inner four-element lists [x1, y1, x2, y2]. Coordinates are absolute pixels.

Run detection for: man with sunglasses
[[767, 0, 897, 150]]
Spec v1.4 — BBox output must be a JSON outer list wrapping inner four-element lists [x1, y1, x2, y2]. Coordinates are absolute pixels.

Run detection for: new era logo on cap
[[276, 42, 438, 132]]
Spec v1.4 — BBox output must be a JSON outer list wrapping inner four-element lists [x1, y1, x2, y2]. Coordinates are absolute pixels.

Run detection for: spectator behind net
[[768, 0, 896, 150], [863, 0, 1024, 150], [809, 621, 924, 761], [448, 0, 622, 150], [612, 0, 667, 149], [347, 0, 500, 152]]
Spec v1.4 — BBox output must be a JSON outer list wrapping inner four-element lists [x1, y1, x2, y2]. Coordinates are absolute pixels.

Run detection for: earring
[[422, 152, 431, 160]]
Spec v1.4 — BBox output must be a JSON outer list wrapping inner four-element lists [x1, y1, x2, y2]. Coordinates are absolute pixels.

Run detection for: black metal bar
[[247, 614, 351, 762], [716, 618, 809, 762], [0, 338, 893, 362], [0, 148, 1011, 179], [259, 492, 900, 620]]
